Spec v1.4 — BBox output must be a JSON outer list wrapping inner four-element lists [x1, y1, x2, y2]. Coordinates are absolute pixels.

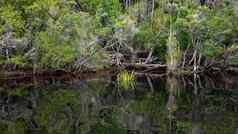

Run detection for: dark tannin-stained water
[[0, 73, 237, 134]]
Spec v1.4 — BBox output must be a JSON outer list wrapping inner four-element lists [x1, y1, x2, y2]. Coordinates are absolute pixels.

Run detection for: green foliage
[[34, 12, 100, 69], [133, 8, 170, 62], [34, 89, 81, 132], [0, 55, 28, 68], [0, 4, 25, 36], [134, 22, 157, 49], [175, 121, 192, 134], [229, 57, 238, 65], [0, 75, 237, 133], [80, 0, 101, 13], [6, 56, 27, 66], [0, 0, 238, 71], [89, 110, 127, 134], [201, 41, 223, 58], [99, 0, 122, 21]]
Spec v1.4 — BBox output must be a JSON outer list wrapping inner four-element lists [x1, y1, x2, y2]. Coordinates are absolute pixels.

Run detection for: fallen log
[[118, 63, 167, 74], [225, 67, 238, 73], [135, 72, 167, 78], [120, 63, 166, 68]]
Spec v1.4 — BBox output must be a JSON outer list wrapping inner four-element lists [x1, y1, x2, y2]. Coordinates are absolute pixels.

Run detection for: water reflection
[[0, 73, 237, 134], [166, 75, 179, 133]]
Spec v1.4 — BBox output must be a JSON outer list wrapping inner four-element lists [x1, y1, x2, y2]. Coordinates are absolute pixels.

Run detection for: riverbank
[[1, 63, 238, 81]]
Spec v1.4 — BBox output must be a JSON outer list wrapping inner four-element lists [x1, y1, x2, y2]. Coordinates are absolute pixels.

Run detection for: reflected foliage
[[0, 74, 237, 133]]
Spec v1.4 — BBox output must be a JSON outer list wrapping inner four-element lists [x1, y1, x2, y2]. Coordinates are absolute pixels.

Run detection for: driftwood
[[119, 63, 166, 69], [225, 66, 238, 73], [112, 62, 167, 73], [135, 72, 167, 78]]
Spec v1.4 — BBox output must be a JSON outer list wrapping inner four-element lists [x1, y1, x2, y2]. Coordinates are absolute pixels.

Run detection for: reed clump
[[117, 70, 135, 90]]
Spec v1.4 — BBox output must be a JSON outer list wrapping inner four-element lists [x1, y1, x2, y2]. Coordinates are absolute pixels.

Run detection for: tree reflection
[[0, 74, 237, 133]]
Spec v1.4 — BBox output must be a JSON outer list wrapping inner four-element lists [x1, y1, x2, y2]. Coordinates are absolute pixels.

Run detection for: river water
[[0, 72, 237, 134]]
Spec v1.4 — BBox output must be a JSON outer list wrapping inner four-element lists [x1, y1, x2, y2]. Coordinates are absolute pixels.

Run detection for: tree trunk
[[145, 0, 155, 18]]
